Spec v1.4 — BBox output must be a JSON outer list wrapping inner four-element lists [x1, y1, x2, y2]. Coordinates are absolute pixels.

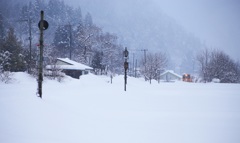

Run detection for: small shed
[[46, 58, 93, 79], [160, 70, 182, 82]]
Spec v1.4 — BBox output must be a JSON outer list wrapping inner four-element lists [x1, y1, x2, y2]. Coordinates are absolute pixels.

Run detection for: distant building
[[46, 58, 93, 79], [160, 70, 182, 82]]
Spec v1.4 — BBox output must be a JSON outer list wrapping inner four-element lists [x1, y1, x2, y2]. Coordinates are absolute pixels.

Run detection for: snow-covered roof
[[46, 58, 93, 70], [160, 70, 182, 79]]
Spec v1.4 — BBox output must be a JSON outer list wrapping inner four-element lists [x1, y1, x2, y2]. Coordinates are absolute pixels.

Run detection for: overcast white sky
[[66, 0, 240, 60], [156, 0, 240, 60]]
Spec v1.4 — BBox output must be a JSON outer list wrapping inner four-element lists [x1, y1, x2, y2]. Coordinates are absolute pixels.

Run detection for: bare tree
[[154, 52, 168, 82], [197, 49, 240, 83], [44, 58, 65, 82], [208, 49, 239, 83], [142, 52, 168, 84], [196, 48, 211, 82]]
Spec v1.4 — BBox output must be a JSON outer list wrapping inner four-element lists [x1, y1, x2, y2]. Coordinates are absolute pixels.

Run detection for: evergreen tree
[[84, 12, 93, 27], [32, 0, 46, 22], [2, 27, 26, 72], [0, 13, 4, 42], [0, 13, 5, 67], [73, 7, 83, 24], [47, 0, 62, 22], [20, 5, 29, 20], [52, 25, 70, 58], [91, 51, 104, 74]]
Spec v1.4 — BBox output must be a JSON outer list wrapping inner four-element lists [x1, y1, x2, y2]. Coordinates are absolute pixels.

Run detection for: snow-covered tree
[[0, 13, 5, 43], [97, 32, 123, 74], [84, 12, 93, 28], [75, 18, 101, 64], [197, 49, 239, 83], [0, 51, 11, 71], [32, 0, 45, 19], [52, 25, 71, 58], [208, 50, 239, 83], [0, 50, 12, 83], [72, 7, 83, 24], [2, 27, 26, 72], [91, 51, 104, 74]]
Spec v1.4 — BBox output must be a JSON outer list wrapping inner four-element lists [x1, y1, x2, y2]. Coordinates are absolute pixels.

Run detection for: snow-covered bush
[[44, 64, 65, 82], [212, 78, 220, 83], [0, 51, 13, 83], [0, 71, 12, 83]]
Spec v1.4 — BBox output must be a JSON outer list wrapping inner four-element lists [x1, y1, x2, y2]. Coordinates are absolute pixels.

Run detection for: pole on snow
[[37, 11, 48, 98], [123, 47, 129, 91]]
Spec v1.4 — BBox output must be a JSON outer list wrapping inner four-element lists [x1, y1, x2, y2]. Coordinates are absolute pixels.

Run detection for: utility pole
[[29, 18, 32, 73], [18, 17, 33, 73], [37, 11, 48, 98], [132, 53, 135, 76], [135, 59, 137, 78], [141, 49, 147, 65], [141, 49, 148, 80], [69, 23, 72, 59], [38, 11, 44, 98]]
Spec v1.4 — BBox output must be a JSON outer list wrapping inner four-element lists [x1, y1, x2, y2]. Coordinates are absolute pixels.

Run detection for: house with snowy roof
[[46, 58, 93, 79], [160, 70, 182, 82]]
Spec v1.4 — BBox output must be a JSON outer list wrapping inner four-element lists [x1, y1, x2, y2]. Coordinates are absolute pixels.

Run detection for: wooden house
[[46, 58, 93, 79], [160, 70, 182, 82]]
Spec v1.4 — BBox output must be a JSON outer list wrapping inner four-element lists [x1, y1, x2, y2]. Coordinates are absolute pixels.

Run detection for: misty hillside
[[0, 0, 205, 74], [76, 0, 205, 73]]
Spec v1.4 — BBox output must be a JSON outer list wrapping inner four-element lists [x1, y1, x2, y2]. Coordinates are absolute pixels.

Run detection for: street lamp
[[124, 47, 129, 91]]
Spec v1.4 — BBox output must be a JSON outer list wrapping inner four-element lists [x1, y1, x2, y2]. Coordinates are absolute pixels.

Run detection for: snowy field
[[0, 72, 240, 143]]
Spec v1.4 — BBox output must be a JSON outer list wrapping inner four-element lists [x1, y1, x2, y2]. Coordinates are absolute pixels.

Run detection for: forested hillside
[[0, 0, 124, 75]]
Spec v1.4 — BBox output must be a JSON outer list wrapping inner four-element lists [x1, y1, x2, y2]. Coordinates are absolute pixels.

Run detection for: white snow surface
[[0, 72, 240, 143], [46, 58, 93, 70]]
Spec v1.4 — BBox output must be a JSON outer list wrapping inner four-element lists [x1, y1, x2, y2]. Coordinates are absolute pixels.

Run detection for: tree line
[[197, 49, 240, 83]]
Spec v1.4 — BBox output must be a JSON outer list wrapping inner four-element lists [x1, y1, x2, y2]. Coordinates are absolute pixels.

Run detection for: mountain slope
[[72, 0, 205, 73]]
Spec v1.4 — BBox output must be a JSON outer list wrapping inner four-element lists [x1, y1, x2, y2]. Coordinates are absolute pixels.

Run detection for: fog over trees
[[0, 0, 239, 83]]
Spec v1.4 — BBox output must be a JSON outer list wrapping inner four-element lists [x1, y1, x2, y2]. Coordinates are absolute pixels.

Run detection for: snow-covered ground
[[0, 72, 240, 143]]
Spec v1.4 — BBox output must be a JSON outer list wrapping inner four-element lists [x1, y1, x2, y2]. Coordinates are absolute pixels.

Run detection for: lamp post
[[124, 47, 129, 91]]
